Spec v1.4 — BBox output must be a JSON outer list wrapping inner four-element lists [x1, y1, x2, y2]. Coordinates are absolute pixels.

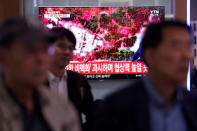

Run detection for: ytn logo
[[150, 10, 160, 16]]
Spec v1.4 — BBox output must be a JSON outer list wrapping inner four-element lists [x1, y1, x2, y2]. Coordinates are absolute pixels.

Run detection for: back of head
[[140, 21, 191, 66], [0, 17, 55, 48], [50, 27, 76, 46]]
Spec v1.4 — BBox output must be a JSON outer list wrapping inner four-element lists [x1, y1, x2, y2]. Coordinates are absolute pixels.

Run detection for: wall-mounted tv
[[39, 6, 165, 79]]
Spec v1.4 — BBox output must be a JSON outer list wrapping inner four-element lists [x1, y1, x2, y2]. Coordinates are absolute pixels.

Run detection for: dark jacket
[[93, 79, 197, 131], [46, 70, 94, 131], [67, 71, 94, 130]]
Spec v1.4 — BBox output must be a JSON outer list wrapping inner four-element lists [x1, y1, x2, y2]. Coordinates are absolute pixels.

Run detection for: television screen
[[39, 7, 165, 79]]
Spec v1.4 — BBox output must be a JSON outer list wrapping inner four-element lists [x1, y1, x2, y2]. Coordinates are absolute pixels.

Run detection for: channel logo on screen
[[150, 10, 160, 16]]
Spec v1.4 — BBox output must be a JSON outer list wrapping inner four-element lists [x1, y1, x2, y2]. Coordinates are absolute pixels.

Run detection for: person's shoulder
[[183, 88, 197, 105], [39, 85, 74, 109], [103, 79, 145, 111], [67, 70, 83, 79], [182, 89, 197, 119], [38, 85, 81, 131], [38, 85, 79, 120], [106, 79, 144, 100], [67, 70, 81, 76], [67, 70, 87, 80]]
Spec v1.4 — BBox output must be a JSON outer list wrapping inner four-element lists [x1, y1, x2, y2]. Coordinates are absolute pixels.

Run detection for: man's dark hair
[[140, 21, 192, 65], [50, 27, 76, 46]]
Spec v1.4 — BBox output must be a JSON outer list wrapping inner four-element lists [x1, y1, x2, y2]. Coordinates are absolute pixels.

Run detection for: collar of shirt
[[48, 71, 67, 82], [142, 76, 184, 109]]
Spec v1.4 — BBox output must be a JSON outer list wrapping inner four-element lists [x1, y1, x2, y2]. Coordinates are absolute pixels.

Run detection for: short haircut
[[140, 21, 192, 65], [50, 27, 76, 46]]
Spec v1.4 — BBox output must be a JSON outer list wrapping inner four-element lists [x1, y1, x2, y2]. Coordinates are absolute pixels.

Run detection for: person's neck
[[4, 74, 36, 113], [50, 64, 65, 78], [148, 72, 178, 106]]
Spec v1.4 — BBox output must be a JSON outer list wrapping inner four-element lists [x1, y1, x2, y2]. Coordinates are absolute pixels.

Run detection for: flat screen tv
[[39, 6, 165, 79]]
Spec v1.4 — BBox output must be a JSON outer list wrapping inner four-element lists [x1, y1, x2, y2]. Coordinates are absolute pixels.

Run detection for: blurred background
[[0, 0, 196, 99]]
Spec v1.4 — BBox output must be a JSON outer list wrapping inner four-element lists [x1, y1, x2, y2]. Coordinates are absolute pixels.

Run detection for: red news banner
[[66, 62, 148, 74]]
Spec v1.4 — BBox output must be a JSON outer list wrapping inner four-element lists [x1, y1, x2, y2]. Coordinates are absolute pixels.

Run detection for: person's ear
[[143, 48, 154, 68]]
